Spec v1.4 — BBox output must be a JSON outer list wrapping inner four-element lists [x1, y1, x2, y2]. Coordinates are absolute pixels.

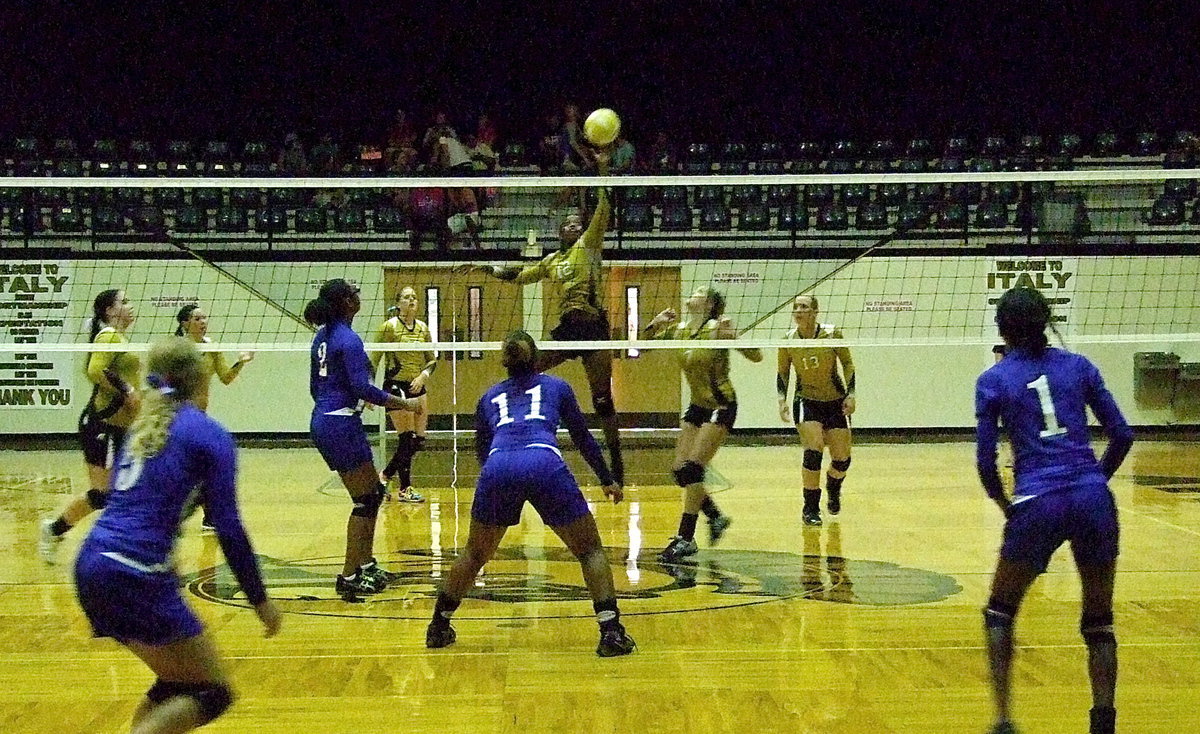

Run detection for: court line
[[9, 639, 1199, 665], [1118, 503, 1200, 539]]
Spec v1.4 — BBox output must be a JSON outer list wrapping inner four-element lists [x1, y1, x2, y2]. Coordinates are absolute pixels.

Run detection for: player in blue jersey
[[305, 279, 423, 601], [73, 337, 280, 733], [425, 330, 635, 657], [976, 288, 1133, 734]]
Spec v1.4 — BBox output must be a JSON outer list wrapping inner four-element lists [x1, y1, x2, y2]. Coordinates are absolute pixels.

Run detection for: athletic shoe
[[38, 518, 62, 564], [657, 536, 699, 562], [827, 488, 842, 515], [802, 508, 823, 526], [425, 620, 456, 648], [707, 514, 732, 546], [361, 558, 400, 586], [397, 486, 425, 503], [596, 624, 636, 657], [988, 722, 1018, 734], [336, 573, 385, 601]]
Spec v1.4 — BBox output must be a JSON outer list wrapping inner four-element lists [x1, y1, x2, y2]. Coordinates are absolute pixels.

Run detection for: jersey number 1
[[1026, 374, 1067, 438], [493, 385, 547, 426]]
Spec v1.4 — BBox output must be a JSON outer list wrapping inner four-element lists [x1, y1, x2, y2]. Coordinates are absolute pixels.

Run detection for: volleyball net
[[2, 170, 1198, 463]]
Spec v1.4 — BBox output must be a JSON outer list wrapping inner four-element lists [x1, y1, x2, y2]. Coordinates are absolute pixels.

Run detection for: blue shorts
[[1000, 484, 1119, 573], [473, 447, 591, 527], [311, 412, 374, 473], [74, 546, 202, 646]]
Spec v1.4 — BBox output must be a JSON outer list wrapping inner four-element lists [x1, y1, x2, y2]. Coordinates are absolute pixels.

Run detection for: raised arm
[[212, 351, 250, 386], [580, 157, 611, 253]]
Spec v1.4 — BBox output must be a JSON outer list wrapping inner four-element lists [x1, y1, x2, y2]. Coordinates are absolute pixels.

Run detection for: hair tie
[[146, 373, 177, 396]]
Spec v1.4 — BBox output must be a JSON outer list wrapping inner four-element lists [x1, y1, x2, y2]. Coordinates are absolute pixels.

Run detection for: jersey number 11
[[493, 385, 547, 426]]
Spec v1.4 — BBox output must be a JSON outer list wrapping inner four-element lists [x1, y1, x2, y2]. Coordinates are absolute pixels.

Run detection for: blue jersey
[[84, 404, 267, 604], [310, 319, 391, 414], [475, 373, 614, 485], [976, 347, 1132, 499]]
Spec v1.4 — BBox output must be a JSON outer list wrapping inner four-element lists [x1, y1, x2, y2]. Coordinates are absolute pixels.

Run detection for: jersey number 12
[[492, 385, 547, 426], [1026, 374, 1068, 438]]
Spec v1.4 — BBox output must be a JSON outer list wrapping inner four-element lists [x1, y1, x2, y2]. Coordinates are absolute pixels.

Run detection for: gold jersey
[[513, 191, 611, 317], [659, 320, 736, 409], [778, 324, 855, 402], [371, 316, 434, 382], [86, 327, 141, 427], [193, 338, 243, 412]]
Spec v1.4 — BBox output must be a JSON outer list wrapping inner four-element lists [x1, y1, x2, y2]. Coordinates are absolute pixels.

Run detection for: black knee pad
[[351, 486, 384, 518], [396, 430, 416, 451], [412, 434, 426, 453], [86, 488, 109, 509], [830, 456, 851, 473], [983, 599, 1018, 630], [592, 393, 616, 418], [1081, 612, 1116, 645], [802, 449, 823, 471], [672, 460, 705, 487], [145, 680, 234, 724]]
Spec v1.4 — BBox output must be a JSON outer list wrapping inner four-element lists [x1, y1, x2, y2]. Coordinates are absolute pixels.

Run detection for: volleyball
[[584, 107, 621, 146]]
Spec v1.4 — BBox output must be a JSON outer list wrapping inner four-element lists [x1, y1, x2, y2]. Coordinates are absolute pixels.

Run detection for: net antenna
[[169, 238, 314, 331]]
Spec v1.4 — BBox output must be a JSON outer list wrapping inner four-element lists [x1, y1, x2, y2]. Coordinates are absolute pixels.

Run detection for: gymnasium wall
[[2, 254, 1198, 435]]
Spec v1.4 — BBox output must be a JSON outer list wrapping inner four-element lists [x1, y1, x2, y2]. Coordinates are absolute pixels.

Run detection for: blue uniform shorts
[[311, 412, 374, 473], [74, 545, 203, 646], [1000, 484, 1120, 573], [473, 447, 591, 527]]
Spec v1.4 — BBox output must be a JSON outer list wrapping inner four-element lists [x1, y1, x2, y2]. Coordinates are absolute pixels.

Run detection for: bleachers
[[0, 132, 1197, 245]]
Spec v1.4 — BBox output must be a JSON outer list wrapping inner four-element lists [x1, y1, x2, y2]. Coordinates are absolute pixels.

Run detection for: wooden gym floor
[[0, 439, 1197, 733]]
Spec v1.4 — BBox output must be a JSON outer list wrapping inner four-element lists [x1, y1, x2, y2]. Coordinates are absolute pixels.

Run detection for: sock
[[593, 597, 621, 631], [433, 591, 461, 622], [803, 488, 821, 511], [1089, 706, 1116, 734], [50, 518, 71, 536], [700, 496, 721, 520], [677, 512, 699, 541]]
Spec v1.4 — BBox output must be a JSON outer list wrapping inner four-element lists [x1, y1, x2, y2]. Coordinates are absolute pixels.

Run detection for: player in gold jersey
[[40, 289, 142, 563], [175, 304, 255, 529], [645, 286, 762, 561], [776, 295, 856, 526], [370, 286, 436, 502], [459, 152, 624, 484]]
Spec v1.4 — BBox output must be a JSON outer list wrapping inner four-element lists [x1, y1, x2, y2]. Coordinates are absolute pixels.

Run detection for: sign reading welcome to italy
[[0, 261, 75, 409]]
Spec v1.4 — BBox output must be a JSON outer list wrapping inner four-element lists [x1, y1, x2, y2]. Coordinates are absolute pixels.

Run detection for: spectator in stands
[[311, 134, 344, 208], [537, 110, 563, 172], [422, 110, 457, 162], [385, 109, 418, 173], [278, 132, 310, 176], [560, 104, 590, 171], [611, 134, 636, 174], [643, 131, 676, 172], [474, 113, 498, 149]]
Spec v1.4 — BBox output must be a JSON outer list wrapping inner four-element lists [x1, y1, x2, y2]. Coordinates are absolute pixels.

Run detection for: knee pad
[[983, 599, 1018, 630], [672, 460, 705, 487], [351, 486, 384, 518], [592, 393, 616, 418], [830, 456, 851, 473], [802, 449, 823, 471], [412, 434, 426, 453], [1081, 612, 1116, 645], [85, 488, 109, 510], [396, 430, 417, 451], [145, 680, 234, 724]]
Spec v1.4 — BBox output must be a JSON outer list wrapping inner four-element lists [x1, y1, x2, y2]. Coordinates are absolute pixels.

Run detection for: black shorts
[[78, 409, 127, 468], [683, 402, 738, 430], [383, 378, 427, 399], [549, 309, 610, 359], [793, 398, 849, 430]]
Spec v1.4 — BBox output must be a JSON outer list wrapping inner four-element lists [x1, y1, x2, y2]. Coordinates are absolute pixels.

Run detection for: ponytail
[[502, 330, 538, 378], [306, 278, 358, 328]]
